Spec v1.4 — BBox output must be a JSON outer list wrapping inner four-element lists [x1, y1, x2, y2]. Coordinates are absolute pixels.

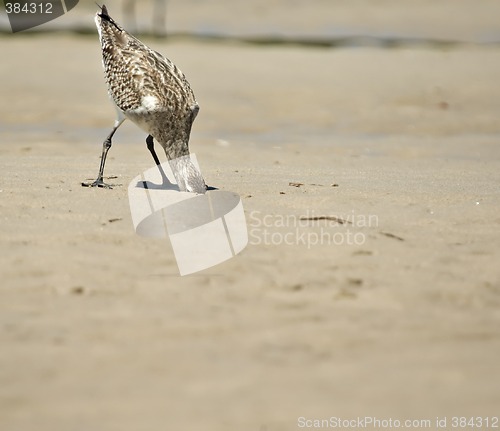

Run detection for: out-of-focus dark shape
[[122, 0, 168, 36]]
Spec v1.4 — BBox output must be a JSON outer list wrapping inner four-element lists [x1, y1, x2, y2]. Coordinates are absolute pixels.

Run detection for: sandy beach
[[1, 2, 500, 430]]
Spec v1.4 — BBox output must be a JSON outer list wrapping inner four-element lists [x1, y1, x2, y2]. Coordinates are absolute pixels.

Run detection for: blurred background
[[1, 0, 500, 44], [1, 0, 500, 150]]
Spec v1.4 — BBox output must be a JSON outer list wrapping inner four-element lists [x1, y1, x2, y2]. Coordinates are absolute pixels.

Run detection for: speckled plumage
[[83, 4, 205, 193]]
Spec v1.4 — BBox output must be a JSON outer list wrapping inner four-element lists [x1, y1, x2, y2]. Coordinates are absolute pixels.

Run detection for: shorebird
[[82, 4, 206, 193]]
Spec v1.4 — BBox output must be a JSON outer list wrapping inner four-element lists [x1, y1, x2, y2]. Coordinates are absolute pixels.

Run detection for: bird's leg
[[146, 134, 161, 166], [146, 134, 171, 187], [82, 119, 125, 188]]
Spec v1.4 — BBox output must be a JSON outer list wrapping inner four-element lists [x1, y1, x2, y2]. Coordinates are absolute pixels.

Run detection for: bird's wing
[[119, 38, 197, 114]]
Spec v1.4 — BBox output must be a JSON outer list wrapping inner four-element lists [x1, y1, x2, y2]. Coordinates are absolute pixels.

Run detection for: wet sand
[[1, 28, 500, 431]]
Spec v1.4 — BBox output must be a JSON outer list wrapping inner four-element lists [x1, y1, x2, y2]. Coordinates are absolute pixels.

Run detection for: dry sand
[[1, 14, 500, 431]]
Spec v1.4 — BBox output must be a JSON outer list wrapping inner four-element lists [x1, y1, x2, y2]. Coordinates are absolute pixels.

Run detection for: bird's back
[[95, 6, 197, 117]]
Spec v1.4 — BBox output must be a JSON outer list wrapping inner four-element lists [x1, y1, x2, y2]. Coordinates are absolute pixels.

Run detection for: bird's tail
[[95, 3, 130, 51], [95, 4, 125, 33], [96, 4, 112, 22]]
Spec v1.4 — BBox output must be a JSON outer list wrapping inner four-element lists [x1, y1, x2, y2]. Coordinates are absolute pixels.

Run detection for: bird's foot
[[81, 178, 120, 189]]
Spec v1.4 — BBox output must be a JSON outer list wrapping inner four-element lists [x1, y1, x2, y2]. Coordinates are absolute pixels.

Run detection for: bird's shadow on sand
[[135, 180, 218, 192], [135, 180, 178, 191]]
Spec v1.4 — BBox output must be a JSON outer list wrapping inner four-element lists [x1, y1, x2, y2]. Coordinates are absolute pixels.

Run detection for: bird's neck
[[168, 154, 206, 194]]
